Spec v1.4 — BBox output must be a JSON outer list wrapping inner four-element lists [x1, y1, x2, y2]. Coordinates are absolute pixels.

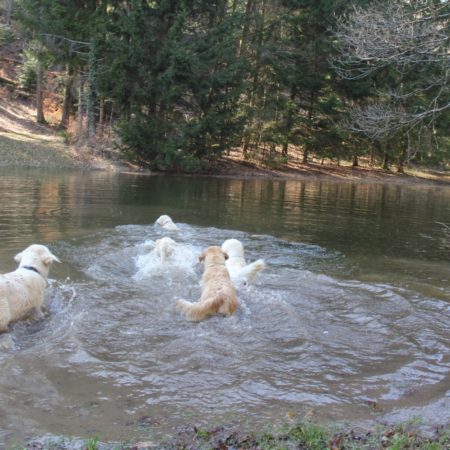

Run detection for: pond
[[0, 168, 449, 447]]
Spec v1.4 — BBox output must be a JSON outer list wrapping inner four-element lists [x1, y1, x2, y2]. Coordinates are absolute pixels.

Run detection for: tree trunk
[[36, 61, 46, 124], [5, 0, 13, 25], [352, 154, 358, 167], [397, 148, 406, 173], [282, 86, 297, 158], [76, 80, 85, 138], [98, 97, 105, 137], [302, 145, 309, 164], [241, 0, 265, 157], [269, 143, 276, 160], [107, 105, 114, 138], [382, 142, 389, 170], [302, 52, 318, 165], [242, 137, 250, 159], [59, 65, 74, 129], [238, 0, 254, 57], [86, 42, 96, 140]]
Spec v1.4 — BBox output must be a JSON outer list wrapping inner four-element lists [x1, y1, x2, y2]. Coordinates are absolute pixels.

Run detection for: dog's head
[[155, 215, 174, 227], [221, 239, 244, 258], [14, 244, 60, 278], [199, 246, 229, 266]]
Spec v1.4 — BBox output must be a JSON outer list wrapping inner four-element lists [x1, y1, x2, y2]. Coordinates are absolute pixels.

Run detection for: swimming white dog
[[0, 244, 60, 332], [155, 215, 178, 231], [221, 238, 265, 284], [176, 246, 238, 321], [154, 237, 177, 264]]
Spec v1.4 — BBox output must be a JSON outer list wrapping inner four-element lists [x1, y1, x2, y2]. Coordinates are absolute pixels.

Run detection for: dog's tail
[[176, 297, 225, 321], [238, 259, 266, 283]]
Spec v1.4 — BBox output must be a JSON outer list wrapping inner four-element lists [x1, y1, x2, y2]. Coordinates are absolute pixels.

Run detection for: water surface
[[0, 168, 449, 446]]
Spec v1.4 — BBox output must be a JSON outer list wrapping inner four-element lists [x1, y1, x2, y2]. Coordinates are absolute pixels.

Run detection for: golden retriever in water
[[176, 246, 238, 321], [155, 215, 178, 231], [221, 238, 265, 284], [0, 244, 60, 332]]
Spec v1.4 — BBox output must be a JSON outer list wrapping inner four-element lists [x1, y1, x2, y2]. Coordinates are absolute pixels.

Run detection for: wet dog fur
[[154, 237, 177, 264], [221, 238, 265, 284], [155, 215, 178, 231], [0, 244, 60, 332], [176, 246, 238, 321]]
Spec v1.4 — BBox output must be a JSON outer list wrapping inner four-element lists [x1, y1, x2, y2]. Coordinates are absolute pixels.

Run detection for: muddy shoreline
[[23, 420, 449, 449]]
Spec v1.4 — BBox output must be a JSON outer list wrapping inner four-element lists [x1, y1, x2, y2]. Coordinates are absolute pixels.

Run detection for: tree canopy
[[8, 0, 450, 171]]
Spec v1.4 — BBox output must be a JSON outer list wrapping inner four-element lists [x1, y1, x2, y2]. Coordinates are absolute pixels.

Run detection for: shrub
[[0, 24, 14, 45], [18, 50, 38, 93]]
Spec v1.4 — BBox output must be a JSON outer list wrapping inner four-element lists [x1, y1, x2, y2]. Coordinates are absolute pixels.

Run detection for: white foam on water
[[133, 241, 200, 280]]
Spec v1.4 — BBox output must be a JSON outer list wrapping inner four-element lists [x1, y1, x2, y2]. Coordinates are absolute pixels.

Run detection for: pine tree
[[97, 0, 248, 170]]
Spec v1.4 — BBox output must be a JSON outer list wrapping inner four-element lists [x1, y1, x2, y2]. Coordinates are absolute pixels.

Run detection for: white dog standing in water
[[0, 244, 60, 332], [154, 237, 177, 264], [155, 215, 178, 231], [134, 237, 198, 280], [221, 238, 265, 284]]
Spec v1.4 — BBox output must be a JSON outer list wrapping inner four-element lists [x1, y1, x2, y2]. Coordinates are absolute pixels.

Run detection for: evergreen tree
[[12, 0, 448, 170], [98, 0, 248, 170]]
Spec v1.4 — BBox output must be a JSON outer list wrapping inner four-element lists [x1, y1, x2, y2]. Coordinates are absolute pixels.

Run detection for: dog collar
[[22, 265, 42, 276]]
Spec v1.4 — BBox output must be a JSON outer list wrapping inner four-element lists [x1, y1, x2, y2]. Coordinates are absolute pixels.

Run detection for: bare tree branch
[[333, 1, 449, 79], [332, 0, 449, 137]]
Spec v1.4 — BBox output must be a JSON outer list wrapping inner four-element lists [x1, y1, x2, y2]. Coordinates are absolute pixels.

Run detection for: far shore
[[0, 97, 449, 186]]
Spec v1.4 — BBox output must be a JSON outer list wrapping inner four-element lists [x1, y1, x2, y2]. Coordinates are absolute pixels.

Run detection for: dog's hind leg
[[0, 298, 11, 332]]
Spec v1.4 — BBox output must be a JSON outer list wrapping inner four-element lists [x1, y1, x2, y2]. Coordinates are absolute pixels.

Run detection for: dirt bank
[[211, 148, 450, 185], [0, 91, 132, 171]]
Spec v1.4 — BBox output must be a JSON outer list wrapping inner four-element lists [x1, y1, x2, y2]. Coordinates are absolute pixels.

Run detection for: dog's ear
[[198, 251, 206, 262], [14, 251, 24, 263], [43, 252, 61, 266]]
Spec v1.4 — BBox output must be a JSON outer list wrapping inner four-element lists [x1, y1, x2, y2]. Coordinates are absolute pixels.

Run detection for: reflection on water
[[0, 168, 449, 446]]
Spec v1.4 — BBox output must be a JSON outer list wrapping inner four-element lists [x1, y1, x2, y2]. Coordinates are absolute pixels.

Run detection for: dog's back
[[222, 238, 246, 276], [222, 238, 265, 284], [0, 271, 46, 323], [155, 237, 177, 263], [0, 244, 59, 332], [176, 246, 238, 321]]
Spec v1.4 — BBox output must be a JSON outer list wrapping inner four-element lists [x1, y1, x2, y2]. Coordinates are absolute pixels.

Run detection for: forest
[[1, 0, 449, 173]]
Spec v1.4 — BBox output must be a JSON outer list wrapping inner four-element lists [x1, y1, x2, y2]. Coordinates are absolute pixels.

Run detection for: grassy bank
[[166, 421, 450, 450], [21, 420, 450, 450], [0, 96, 125, 171], [0, 132, 83, 169]]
